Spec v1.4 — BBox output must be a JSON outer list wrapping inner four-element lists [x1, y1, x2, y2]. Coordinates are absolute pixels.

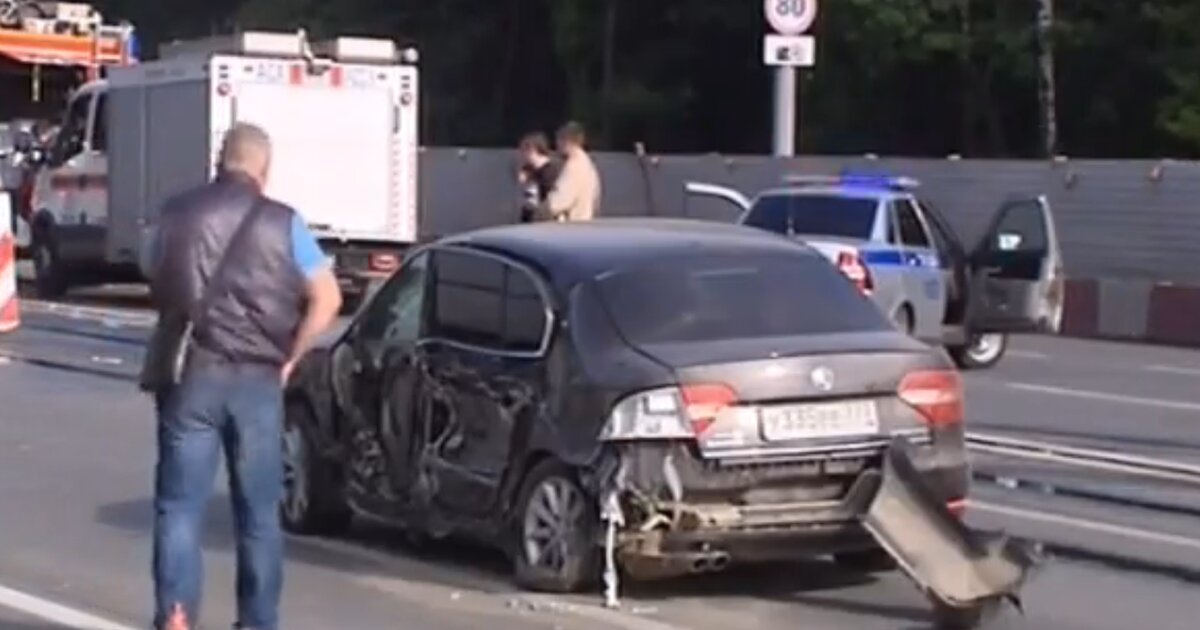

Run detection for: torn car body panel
[[599, 434, 969, 576], [862, 437, 1038, 613]]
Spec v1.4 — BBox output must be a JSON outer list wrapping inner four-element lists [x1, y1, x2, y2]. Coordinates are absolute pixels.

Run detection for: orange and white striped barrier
[[0, 193, 20, 334]]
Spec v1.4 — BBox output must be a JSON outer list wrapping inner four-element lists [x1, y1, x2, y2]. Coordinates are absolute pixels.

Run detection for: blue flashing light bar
[[837, 169, 921, 190], [781, 171, 921, 191]]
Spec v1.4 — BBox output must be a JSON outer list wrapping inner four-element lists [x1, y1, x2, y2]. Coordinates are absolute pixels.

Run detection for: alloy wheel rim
[[522, 477, 585, 573], [281, 424, 309, 523], [967, 333, 1004, 363]]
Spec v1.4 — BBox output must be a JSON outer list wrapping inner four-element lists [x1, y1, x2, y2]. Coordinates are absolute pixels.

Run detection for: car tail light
[[599, 383, 737, 441], [898, 370, 963, 427], [680, 383, 738, 435], [369, 252, 400, 273], [837, 251, 873, 294]]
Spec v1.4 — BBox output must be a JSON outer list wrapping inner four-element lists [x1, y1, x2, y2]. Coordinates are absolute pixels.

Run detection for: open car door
[[967, 195, 1064, 334], [682, 182, 751, 220]]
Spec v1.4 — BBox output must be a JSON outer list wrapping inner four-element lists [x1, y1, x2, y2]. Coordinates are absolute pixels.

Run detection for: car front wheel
[[280, 399, 352, 536], [512, 460, 600, 593], [948, 333, 1008, 370]]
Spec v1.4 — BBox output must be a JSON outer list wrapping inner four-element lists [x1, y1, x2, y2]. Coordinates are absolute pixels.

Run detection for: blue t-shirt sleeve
[[290, 214, 330, 279]]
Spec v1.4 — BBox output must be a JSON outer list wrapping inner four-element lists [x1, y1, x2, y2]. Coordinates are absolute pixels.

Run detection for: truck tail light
[[837, 251, 873, 294], [368, 252, 400, 273], [599, 383, 737, 441], [898, 370, 964, 427]]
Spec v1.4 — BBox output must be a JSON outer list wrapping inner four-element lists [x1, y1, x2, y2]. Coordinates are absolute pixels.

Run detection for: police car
[[685, 174, 1064, 369]]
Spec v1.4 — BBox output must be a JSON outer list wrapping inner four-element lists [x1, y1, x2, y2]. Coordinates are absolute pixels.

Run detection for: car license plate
[[760, 400, 880, 442]]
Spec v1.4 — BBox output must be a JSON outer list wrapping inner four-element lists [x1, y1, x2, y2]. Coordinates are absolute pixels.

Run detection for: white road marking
[[1007, 350, 1050, 360], [1005, 381, 1200, 412], [1145, 364, 1200, 377], [970, 501, 1200, 553], [0, 583, 135, 630]]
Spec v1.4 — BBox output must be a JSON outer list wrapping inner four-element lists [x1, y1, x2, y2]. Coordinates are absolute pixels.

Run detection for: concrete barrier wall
[[418, 149, 1200, 346]]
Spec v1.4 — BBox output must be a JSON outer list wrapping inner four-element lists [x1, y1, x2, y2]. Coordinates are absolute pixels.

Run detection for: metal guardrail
[[967, 432, 1200, 486]]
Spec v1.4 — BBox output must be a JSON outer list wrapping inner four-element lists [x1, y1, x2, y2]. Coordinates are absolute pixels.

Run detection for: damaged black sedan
[[280, 218, 974, 594]]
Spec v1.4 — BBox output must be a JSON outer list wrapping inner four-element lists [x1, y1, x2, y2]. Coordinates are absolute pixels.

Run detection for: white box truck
[[25, 30, 420, 302]]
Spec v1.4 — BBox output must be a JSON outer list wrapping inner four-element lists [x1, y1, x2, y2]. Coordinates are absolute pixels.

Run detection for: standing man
[[139, 123, 342, 630], [515, 131, 560, 222], [545, 121, 601, 222]]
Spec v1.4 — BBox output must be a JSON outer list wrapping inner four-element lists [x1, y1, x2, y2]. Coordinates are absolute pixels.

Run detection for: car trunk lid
[[634, 332, 942, 460]]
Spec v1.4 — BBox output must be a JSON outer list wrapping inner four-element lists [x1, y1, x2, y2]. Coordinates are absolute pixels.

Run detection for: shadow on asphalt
[[17, 283, 152, 310], [94, 496, 946, 627]]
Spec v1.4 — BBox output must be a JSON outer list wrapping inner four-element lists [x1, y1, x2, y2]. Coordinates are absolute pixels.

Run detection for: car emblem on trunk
[[810, 366, 835, 392]]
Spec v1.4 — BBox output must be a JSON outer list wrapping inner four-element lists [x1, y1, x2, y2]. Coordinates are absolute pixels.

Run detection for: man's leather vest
[[152, 171, 306, 367]]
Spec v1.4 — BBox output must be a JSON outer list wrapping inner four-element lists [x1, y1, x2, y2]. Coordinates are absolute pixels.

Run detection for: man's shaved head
[[218, 123, 272, 188]]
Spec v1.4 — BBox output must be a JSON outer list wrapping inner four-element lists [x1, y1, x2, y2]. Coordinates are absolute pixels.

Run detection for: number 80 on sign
[[765, 0, 818, 36]]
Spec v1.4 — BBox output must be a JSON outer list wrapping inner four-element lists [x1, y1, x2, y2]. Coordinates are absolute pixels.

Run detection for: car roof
[[439, 218, 826, 288], [756, 185, 908, 202]]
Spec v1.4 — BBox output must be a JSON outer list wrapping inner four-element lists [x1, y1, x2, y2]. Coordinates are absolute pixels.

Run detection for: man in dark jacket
[[140, 123, 342, 630], [516, 131, 560, 222]]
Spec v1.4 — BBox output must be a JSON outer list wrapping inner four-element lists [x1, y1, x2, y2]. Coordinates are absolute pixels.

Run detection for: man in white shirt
[[545, 121, 601, 222]]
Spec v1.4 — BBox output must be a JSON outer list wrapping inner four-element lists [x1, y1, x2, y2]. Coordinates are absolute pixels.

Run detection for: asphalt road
[[2, 297, 1200, 629]]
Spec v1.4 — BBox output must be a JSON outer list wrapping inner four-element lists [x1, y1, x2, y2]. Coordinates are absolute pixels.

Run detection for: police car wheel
[[950, 333, 1008, 370]]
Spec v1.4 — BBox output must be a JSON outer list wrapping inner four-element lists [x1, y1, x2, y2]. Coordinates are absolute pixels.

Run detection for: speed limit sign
[[764, 0, 818, 36]]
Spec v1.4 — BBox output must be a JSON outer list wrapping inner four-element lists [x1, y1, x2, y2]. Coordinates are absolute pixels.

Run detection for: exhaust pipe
[[688, 552, 731, 573]]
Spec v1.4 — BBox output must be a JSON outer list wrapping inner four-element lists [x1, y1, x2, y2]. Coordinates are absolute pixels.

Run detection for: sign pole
[[772, 67, 797, 156], [763, 0, 818, 158]]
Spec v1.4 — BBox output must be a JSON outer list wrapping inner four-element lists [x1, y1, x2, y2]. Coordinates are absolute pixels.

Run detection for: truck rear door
[[216, 57, 416, 244]]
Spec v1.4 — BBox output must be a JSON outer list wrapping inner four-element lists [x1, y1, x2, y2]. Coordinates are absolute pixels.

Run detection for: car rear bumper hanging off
[[597, 437, 1036, 620]]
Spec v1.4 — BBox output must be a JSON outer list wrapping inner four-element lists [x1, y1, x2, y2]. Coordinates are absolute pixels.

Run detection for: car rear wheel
[[281, 400, 353, 536], [512, 460, 600, 593], [949, 333, 1008, 370]]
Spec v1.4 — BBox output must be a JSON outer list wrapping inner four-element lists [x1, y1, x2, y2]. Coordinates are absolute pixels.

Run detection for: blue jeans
[[153, 363, 284, 630]]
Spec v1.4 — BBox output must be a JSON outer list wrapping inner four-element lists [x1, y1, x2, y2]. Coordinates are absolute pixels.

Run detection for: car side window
[[430, 249, 506, 349], [989, 200, 1048, 253], [358, 252, 429, 345], [503, 265, 549, 353], [915, 200, 958, 259], [894, 199, 931, 248]]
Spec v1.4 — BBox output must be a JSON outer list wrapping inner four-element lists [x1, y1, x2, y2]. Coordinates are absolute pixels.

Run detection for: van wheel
[[512, 460, 600, 593], [280, 400, 352, 536], [949, 333, 1008, 370], [31, 234, 68, 300]]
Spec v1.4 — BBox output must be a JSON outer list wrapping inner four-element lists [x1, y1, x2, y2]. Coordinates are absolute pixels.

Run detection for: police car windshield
[[744, 194, 877, 239], [596, 252, 889, 345]]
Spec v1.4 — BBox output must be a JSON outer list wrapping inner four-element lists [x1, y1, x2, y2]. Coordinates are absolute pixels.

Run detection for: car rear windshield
[[743, 194, 878, 239], [596, 252, 890, 345]]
